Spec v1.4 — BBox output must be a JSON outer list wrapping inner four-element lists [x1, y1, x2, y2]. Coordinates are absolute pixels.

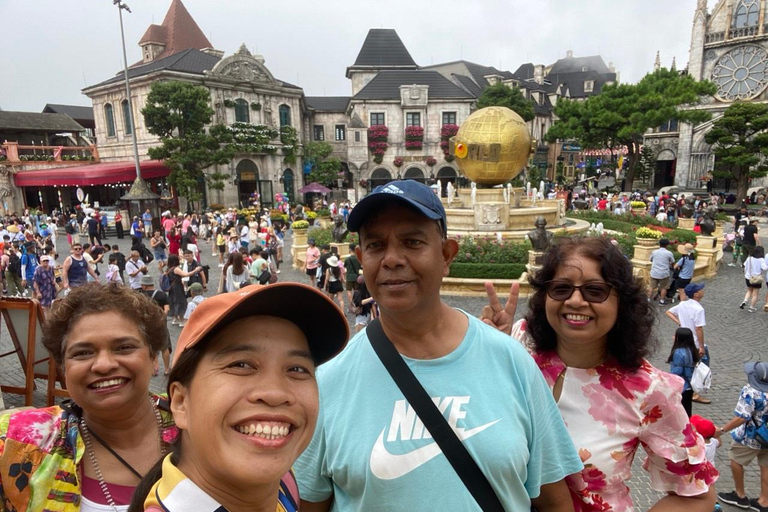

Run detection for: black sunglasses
[[545, 280, 613, 303]]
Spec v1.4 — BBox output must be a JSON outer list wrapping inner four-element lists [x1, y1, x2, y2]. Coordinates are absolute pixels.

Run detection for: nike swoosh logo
[[369, 420, 500, 480]]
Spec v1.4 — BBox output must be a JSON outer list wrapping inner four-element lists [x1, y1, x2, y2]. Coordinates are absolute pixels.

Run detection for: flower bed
[[454, 236, 530, 264]]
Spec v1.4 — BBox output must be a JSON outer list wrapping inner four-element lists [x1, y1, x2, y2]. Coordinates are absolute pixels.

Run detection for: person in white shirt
[[125, 250, 148, 290], [666, 283, 710, 404]]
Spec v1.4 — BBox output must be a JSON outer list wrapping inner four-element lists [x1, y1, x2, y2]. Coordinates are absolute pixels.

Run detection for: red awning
[[14, 161, 171, 187]]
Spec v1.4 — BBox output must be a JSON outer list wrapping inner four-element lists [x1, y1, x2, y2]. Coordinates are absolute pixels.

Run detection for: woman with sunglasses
[[488, 237, 717, 511]]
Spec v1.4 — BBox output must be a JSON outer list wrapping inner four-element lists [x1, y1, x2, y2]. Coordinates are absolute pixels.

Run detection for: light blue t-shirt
[[295, 314, 583, 511]]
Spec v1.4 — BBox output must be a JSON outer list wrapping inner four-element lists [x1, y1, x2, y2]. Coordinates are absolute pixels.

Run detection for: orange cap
[[172, 282, 349, 367]]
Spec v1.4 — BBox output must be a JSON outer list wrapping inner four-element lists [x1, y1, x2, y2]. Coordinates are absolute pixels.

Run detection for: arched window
[[104, 103, 116, 138], [734, 0, 759, 28], [283, 168, 295, 202], [404, 167, 425, 183], [234, 99, 250, 123], [369, 167, 393, 190], [122, 100, 133, 136], [279, 104, 291, 127]]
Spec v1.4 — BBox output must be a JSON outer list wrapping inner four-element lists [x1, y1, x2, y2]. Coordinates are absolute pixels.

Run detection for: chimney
[[533, 64, 545, 85], [566, 50, 574, 58], [609, 61, 616, 73]]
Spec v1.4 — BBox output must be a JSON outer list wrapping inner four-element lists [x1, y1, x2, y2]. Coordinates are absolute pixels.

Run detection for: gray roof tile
[[353, 71, 474, 100], [352, 29, 417, 68], [42, 104, 94, 122], [0, 111, 86, 132], [86, 49, 221, 89], [305, 96, 350, 112]]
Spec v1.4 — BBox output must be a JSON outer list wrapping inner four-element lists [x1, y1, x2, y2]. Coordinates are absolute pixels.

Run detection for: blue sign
[[562, 143, 582, 152], [303, 162, 313, 174]]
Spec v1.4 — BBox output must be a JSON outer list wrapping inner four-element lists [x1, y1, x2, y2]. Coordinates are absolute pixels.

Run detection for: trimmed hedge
[[448, 263, 526, 280], [663, 229, 697, 245]]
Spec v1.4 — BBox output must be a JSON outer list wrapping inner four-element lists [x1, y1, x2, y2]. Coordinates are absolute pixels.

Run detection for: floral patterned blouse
[[731, 385, 768, 450], [512, 320, 717, 511]]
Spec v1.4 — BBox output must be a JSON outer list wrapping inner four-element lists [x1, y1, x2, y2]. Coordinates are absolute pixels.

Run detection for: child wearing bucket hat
[[717, 362, 768, 510], [128, 283, 349, 512]]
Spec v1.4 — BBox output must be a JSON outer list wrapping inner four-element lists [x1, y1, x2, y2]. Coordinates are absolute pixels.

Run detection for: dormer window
[[582, 66, 588, 72], [584, 80, 595, 93]]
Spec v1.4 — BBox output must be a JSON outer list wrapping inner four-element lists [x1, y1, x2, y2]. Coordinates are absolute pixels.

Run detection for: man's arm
[[665, 310, 680, 325], [61, 257, 71, 288], [127, 262, 141, 277], [299, 498, 333, 512], [530, 480, 575, 512], [696, 326, 705, 353]]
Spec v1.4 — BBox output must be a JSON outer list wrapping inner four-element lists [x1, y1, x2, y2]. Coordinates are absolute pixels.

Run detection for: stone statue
[[438, 180, 444, 199], [680, 195, 696, 219], [264, 107, 275, 128], [503, 185, 509, 204], [527, 216, 553, 252], [0, 166, 14, 214], [699, 206, 717, 236], [531, 187, 538, 206], [470, 182, 477, 207], [446, 182, 454, 205], [332, 214, 349, 243], [506, 183, 512, 204]]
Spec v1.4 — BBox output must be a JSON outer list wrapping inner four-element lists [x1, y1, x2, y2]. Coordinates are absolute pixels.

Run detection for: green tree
[[303, 142, 341, 186], [142, 81, 233, 204], [705, 102, 768, 204], [636, 145, 657, 184], [546, 68, 716, 191], [476, 82, 535, 122]]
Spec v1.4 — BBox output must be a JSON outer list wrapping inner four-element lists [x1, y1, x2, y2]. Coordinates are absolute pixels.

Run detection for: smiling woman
[[0, 283, 173, 512], [128, 282, 349, 512]]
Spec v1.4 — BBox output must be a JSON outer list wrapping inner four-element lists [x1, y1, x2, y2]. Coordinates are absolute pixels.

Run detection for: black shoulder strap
[[367, 318, 505, 512]]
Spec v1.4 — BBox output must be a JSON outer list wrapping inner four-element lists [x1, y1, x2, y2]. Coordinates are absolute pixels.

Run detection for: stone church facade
[[649, 0, 768, 190]]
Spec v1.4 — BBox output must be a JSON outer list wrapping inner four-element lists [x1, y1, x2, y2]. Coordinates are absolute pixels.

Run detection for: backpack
[[690, 361, 712, 395], [160, 271, 172, 292], [66, 220, 76, 234], [8, 253, 21, 276]]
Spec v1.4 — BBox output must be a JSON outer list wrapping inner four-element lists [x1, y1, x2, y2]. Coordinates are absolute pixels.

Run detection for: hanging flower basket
[[359, 179, 369, 188], [393, 157, 404, 167], [405, 126, 424, 150], [223, 99, 235, 108], [368, 126, 389, 161], [373, 155, 384, 164], [440, 124, 459, 160], [250, 102, 262, 111], [426, 157, 437, 167]]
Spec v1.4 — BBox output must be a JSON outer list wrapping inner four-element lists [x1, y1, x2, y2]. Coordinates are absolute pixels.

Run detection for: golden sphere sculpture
[[450, 106, 534, 186]]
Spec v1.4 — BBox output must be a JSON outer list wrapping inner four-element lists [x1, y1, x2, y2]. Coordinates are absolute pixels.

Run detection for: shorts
[[746, 278, 763, 289], [744, 244, 757, 256], [328, 280, 343, 294], [730, 443, 768, 467], [306, 267, 317, 278], [355, 314, 369, 326], [218, 244, 226, 254], [675, 277, 692, 289], [346, 281, 359, 291], [649, 277, 669, 291], [154, 252, 167, 262]]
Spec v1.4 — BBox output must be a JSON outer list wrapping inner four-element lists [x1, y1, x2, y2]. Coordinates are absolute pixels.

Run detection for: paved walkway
[[1, 230, 766, 510]]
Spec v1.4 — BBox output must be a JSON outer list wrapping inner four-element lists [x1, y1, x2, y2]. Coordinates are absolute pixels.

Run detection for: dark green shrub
[[448, 263, 526, 279], [454, 236, 530, 264]]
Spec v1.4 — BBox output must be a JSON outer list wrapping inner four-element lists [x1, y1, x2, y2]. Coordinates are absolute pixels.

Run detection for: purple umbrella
[[299, 182, 331, 194]]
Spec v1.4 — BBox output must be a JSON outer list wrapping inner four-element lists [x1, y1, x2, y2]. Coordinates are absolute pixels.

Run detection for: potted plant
[[630, 200, 648, 215], [251, 102, 262, 111], [426, 156, 437, 167], [635, 226, 662, 246], [368, 126, 389, 163], [223, 99, 235, 108], [393, 156, 404, 168], [291, 220, 310, 246]]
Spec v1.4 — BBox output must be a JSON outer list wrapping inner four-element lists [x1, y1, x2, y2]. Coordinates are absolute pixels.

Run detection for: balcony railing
[[706, 31, 725, 44], [706, 25, 764, 44], [0, 142, 100, 164]]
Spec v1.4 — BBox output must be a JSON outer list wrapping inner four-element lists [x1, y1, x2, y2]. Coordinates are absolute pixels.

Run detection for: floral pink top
[[532, 349, 717, 511]]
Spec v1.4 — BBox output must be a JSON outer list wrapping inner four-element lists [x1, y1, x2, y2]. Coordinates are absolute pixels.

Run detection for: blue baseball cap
[[347, 180, 447, 234], [684, 282, 705, 298]]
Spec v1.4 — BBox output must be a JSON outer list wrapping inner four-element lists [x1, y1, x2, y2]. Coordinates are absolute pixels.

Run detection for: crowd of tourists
[[2, 180, 768, 510]]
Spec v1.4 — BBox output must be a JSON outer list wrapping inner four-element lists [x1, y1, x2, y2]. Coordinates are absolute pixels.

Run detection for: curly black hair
[[524, 237, 657, 370]]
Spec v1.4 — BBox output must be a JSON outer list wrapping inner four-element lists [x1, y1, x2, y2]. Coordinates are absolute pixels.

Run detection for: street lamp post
[[113, 0, 160, 226]]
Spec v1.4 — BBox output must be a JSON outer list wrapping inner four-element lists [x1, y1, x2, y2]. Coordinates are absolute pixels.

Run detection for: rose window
[[712, 45, 768, 101]]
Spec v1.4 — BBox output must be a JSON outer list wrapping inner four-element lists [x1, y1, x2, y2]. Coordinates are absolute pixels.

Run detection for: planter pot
[[636, 237, 659, 247], [293, 228, 308, 246]]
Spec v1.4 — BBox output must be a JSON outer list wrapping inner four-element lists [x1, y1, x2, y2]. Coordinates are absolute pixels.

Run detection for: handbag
[[748, 258, 765, 285], [752, 418, 768, 449], [690, 361, 711, 395], [367, 319, 505, 511]]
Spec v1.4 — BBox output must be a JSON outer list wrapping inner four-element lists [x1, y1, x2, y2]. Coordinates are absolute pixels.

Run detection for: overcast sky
[[1, 0, 714, 112]]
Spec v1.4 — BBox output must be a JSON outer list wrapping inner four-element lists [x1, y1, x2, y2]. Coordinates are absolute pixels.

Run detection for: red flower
[[642, 405, 663, 425], [596, 362, 652, 400]]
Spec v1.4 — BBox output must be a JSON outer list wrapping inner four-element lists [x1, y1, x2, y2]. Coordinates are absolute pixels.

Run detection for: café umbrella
[[299, 182, 331, 195]]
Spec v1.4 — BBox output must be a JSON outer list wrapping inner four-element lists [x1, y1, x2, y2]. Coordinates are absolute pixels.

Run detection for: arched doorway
[[654, 149, 676, 189], [403, 167, 425, 184], [236, 159, 259, 208], [370, 168, 393, 191], [436, 167, 458, 197], [283, 169, 295, 202]]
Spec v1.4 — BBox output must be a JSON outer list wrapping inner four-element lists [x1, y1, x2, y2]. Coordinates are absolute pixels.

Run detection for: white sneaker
[[276, 270, 281, 274], [178, 322, 186, 327]]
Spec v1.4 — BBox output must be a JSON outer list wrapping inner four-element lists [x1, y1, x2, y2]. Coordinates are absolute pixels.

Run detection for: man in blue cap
[[295, 180, 581, 512], [666, 282, 710, 403]]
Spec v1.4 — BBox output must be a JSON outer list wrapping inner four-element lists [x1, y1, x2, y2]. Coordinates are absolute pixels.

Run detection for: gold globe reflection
[[452, 107, 533, 185]]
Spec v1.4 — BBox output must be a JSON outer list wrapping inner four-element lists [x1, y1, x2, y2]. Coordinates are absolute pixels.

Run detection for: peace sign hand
[[480, 281, 518, 336]]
